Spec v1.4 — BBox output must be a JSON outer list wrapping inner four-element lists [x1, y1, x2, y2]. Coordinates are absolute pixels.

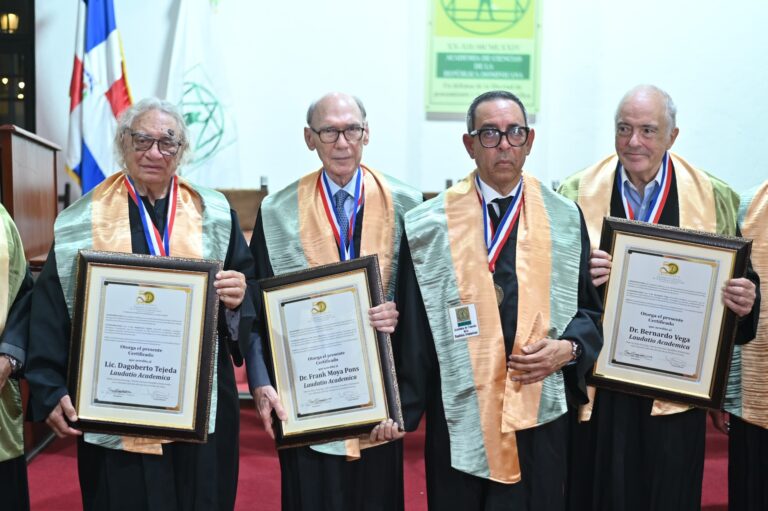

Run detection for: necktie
[[488, 196, 514, 230], [334, 190, 350, 241]]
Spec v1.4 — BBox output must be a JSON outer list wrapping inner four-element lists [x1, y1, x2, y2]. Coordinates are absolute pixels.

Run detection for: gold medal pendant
[[494, 283, 504, 306]]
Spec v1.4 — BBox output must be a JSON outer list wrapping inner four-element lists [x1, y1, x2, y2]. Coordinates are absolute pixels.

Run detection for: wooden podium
[[0, 125, 60, 271]]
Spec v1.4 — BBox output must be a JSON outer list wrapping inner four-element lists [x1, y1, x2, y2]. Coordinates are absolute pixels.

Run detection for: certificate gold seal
[[136, 291, 155, 304], [660, 262, 680, 275]]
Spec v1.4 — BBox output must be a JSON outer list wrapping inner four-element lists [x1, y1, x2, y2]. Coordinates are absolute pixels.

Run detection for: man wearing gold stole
[[248, 92, 422, 510], [725, 180, 768, 510], [393, 90, 603, 510], [0, 205, 33, 511], [25, 98, 256, 510], [558, 84, 760, 511]]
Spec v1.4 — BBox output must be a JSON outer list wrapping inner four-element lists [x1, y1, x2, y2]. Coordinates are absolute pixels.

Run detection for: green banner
[[426, 0, 540, 116]]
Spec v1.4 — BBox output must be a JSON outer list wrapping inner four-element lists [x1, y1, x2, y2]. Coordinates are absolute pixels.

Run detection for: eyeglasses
[[310, 126, 366, 144], [470, 126, 530, 148], [128, 131, 182, 156], [615, 124, 661, 140]]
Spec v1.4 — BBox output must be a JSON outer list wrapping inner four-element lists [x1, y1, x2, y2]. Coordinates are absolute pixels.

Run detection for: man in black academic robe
[[25, 99, 256, 511], [247, 92, 419, 511], [558, 85, 760, 511], [394, 221, 602, 510], [392, 90, 603, 511]]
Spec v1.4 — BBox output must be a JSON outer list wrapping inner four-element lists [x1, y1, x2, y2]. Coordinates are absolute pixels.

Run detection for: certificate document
[[260, 256, 403, 447], [610, 250, 718, 379], [591, 217, 751, 409], [280, 288, 373, 417], [69, 251, 220, 442], [94, 281, 192, 410]]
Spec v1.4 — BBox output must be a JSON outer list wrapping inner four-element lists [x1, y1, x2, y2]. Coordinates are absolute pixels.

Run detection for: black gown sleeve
[[559, 208, 604, 405], [220, 210, 257, 366], [0, 268, 34, 369], [26, 246, 71, 421], [244, 209, 275, 390], [734, 226, 760, 345], [392, 234, 440, 432]]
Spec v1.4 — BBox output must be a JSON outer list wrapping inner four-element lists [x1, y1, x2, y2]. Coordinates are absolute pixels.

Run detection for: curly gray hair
[[114, 97, 191, 168]]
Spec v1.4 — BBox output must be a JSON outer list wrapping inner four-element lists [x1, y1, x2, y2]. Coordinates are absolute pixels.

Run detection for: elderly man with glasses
[[392, 90, 603, 510], [248, 92, 421, 511], [558, 84, 759, 511], [25, 97, 256, 510]]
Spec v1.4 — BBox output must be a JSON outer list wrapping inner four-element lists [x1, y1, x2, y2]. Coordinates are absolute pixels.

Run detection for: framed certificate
[[589, 217, 751, 409], [68, 250, 222, 442], [259, 255, 403, 448]]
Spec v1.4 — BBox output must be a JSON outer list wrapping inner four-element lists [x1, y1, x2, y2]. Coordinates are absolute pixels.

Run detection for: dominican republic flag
[[66, 0, 132, 193]]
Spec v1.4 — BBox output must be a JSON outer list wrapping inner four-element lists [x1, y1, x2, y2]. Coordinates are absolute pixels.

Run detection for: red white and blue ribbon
[[618, 151, 673, 224], [475, 174, 524, 273], [318, 168, 364, 261], [123, 175, 178, 256]]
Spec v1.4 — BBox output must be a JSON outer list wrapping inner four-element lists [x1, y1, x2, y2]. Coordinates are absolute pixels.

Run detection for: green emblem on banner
[[180, 81, 225, 165], [441, 0, 531, 35]]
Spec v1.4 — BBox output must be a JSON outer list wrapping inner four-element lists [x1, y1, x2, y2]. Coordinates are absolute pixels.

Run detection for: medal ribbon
[[318, 167, 365, 260], [475, 174, 524, 273], [123, 175, 178, 256], [618, 151, 673, 224]]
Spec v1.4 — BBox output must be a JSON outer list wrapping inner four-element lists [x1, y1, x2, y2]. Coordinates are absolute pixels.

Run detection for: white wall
[[36, 0, 768, 197]]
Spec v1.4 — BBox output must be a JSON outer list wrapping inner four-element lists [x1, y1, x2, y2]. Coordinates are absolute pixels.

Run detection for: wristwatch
[[569, 340, 582, 361], [2, 354, 20, 375]]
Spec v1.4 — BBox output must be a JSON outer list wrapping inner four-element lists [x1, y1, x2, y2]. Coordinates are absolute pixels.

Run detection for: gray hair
[[114, 97, 191, 168], [306, 93, 368, 126], [615, 84, 677, 134]]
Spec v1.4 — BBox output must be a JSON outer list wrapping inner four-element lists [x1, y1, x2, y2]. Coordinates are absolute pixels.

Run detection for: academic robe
[[26, 194, 256, 511], [249, 206, 405, 511], [560, 164, 760, 511], [0, 202, 33, 511], [728, 181, 768, 511], [0, 270, 33, 511], [393, 205, 602, 511]]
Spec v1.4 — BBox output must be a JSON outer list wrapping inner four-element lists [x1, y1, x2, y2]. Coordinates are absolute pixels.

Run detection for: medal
[[494, 283, 504, 305], [476, 175, 522, 307]]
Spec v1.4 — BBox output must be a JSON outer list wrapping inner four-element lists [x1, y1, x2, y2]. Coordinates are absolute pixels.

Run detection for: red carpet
[[28, 408, 727, 510], [28, 433, 82, 510], [702, 420, 729, 511]]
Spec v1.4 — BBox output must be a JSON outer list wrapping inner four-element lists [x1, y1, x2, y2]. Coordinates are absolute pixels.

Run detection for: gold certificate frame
[[68, 250, 222, 442], [259, 255, 403, 448], [590, 217, 751, 409]]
